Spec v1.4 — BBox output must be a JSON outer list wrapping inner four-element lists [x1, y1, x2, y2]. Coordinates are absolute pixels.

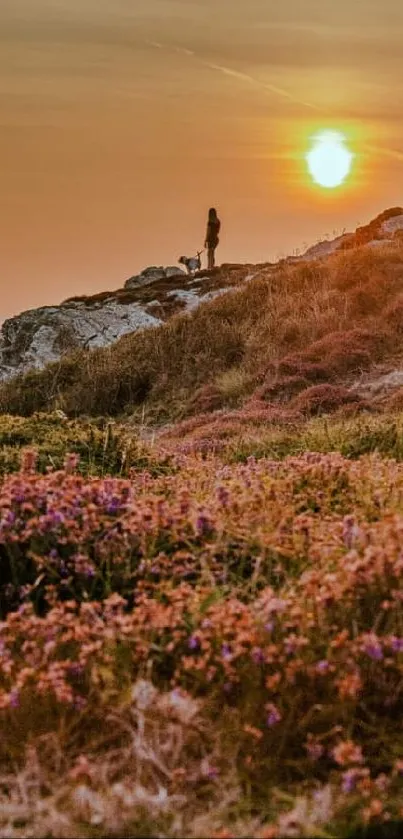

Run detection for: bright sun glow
[[306, 130, 354, 189]]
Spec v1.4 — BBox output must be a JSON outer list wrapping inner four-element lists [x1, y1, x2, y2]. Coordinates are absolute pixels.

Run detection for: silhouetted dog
[[178, 252, 202, 275]]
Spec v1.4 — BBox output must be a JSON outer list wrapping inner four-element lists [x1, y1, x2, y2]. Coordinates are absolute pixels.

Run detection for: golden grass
[[2, 243, 403, 422]]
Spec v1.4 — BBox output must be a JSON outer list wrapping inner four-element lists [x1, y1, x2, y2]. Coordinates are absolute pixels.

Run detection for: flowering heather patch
[[157, 410, 403, 464], [3, 441, 403, 834], [3, 446, 402, 616]]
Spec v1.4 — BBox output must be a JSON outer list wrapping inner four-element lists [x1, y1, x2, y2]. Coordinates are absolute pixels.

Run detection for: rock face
[[0, 263, 254, 381], [0, 300, 162, 381], [124, 266, 186, 289], [1, 208, 402, 383]]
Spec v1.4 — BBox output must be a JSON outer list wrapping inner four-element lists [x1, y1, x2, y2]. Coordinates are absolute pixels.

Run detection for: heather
[[3, 429, 403, 836], [159, 409, 403, 464]]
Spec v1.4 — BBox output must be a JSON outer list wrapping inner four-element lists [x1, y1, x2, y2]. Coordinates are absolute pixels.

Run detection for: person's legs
[[207, 247, 215, 270]]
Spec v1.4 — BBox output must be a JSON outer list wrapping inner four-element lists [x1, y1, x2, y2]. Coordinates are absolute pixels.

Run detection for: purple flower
[[266, 704, 281, 727], [196, 514, 212, 538], [9, 689, 19, 709], [171, 688, 181, 699], [107, 498, 121, 515], [216, 486, 230, 507], [221, 643, 232, 660], [390, 636, 403, 653], [264, 621, 274, 633], [342, 769, 359, 794], [251, 647, 265, 664], [188, 636, 200, 651], [316, 659, 330, 674], [361, 636, 383, 661]]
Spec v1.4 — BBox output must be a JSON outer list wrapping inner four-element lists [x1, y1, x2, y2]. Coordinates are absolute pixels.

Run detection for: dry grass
[[0, 679, 240, 839], [2, 243, 403, 422]]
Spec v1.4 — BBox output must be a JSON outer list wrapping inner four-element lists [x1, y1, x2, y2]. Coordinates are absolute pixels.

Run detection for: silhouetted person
[[205, 207, 221, 270]]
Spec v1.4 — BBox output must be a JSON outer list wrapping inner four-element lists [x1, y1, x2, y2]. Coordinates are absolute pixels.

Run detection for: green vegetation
[[0, 412, 173, 477]]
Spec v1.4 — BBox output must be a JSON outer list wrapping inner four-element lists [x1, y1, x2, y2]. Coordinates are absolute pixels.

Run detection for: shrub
[[2, 449, 403, 834], [292, 384, 362, 416]]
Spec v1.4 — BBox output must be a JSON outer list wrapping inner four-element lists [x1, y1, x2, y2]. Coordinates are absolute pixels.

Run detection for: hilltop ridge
[[1, 207, 403, 385], [2, 207, 403, 426]]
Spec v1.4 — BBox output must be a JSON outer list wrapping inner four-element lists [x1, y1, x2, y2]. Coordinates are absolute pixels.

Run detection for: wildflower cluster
[[1, 445, 403, 834]]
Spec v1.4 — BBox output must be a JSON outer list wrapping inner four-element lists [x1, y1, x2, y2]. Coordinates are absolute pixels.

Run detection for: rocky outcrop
[[302, 207, 403, 260], [124, 266, 186, 289], [0, 263, 254, 382], [0, 299, 162, 381]]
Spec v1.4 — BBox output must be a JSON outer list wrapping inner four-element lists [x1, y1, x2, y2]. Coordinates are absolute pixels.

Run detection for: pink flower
[[332, 740, 364, 767]]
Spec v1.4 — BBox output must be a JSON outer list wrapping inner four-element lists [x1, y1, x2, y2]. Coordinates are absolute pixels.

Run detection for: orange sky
[[2, 0, 403, 320]]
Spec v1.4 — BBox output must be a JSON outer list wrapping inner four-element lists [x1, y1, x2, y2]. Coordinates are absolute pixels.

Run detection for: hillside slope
[[0, 263, 258, 381], [2, 208, 403, 425], [1, 207, 403, 386]]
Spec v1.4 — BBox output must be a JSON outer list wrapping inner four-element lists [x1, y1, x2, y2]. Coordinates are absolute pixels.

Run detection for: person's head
[[208, 207, 218, 222]]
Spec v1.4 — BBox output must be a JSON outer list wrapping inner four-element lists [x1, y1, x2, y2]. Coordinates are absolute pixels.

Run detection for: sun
[[306, 130, 354, 189]]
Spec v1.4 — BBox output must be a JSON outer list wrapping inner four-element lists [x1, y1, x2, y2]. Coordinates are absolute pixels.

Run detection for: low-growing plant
[[2, 447, 403, 834]]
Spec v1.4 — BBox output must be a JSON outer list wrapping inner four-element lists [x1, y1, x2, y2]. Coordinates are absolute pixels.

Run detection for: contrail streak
[[145, 40, 403, 166], [145, 40, 320, 111]]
